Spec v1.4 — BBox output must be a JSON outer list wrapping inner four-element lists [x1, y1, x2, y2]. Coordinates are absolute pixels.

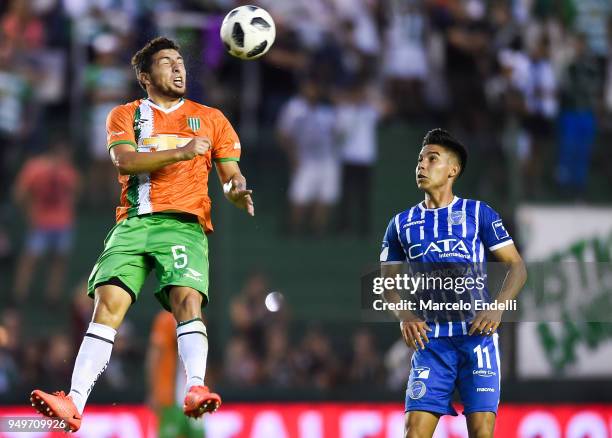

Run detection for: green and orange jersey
[[106, 98, 241, 233]]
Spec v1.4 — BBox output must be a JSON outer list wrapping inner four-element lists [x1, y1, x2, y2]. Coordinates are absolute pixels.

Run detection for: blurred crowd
[[0, 271, 412, 399], [2, 0, 612, 398], [222, 271, 410, 390]]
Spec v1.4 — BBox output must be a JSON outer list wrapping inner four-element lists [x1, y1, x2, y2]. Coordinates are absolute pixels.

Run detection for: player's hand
[[181, 137, 211, 160], [468, 309, 503, 336], [224, 176, 254, 216], [400, 320, 431, 350]]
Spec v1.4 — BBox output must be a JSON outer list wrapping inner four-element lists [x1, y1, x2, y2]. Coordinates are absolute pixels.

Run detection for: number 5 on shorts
[[171, 245, 188, 268]]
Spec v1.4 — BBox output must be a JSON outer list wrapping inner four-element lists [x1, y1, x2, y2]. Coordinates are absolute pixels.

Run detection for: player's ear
[[139, 72, 151, 87], [448, 160, 458, 180]]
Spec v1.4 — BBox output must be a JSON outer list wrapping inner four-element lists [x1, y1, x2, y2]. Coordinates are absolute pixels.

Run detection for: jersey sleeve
[[106, 105, 137, 150], [380, 215, 405, 264], [211, 111, 241, 162], [479, 203, 514, 251]]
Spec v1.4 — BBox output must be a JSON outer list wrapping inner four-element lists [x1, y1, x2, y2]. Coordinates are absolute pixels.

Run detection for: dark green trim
[[214, 157, 240, 163], [177, 317, 204, 327], [108, 140, 137, 150], [126, 175, 139, 216], [134, 106, 142, 143]]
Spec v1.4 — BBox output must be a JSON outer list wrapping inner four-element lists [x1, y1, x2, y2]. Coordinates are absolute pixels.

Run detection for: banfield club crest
[[187, 116, 201, 132]]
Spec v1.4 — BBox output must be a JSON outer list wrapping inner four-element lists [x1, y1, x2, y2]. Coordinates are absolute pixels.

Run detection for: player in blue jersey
[[380, 129, 527, 437]]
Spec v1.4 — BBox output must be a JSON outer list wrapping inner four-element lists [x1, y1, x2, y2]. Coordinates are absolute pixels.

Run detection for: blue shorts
[[405, 333, 500, 416], [26, 228, 73, 255]]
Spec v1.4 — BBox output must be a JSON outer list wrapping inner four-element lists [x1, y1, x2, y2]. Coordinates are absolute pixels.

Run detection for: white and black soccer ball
[[220, 5, 276, 60]]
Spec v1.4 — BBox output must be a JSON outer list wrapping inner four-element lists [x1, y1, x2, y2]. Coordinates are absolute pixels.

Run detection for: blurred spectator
[[384, 338, 412, 389], [0, 0, 45, 60], [348, 329, 385, 385], [70, 279, 95, 347], [20, 341, 44, 391], [85, 33, 132, 208], [42, 333, 74, 385], [0, 309, 21, 395], [103, 320, 138, 390], [573, 0, 612, 60], [294, 326, 340, 389], [382, 0, 428, 117], [557, 34, 602, 195], [262, 325, 296, 387], [259, 21, 307, 125], [438, 1, 489, 133], [223, 336, 261, 386], [12, 140, 79, 306], [0, 56, 32, 191], [522, 35, 558, 197], [335, 80, 389, 236], [277, 76, 339, 236], [0, 345, 19, 396], [229, 271, 278, 357], [1, 308, 22, 356]]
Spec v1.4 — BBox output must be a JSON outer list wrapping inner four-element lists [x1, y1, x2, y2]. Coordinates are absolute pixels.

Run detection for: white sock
[[177, 318, 208, 394], [68, 322, 116, 414]]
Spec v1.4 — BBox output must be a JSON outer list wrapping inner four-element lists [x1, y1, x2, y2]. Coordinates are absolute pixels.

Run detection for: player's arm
[[381, 263, 431, 350], [469, 243, 527, 335], [469, 203, 528, 335], [110, 137, 210, 175], [380, 216, 430, 350], [215, 160, 254, 216]]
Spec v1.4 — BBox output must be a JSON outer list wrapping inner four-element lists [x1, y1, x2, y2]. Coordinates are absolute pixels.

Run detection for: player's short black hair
[[131, 37, 181, 91], [422, 128, 468, 177]]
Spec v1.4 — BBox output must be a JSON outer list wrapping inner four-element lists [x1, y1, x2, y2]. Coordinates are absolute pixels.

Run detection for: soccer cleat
[[30, 389, 82, 432], [183, 385, 222, 418]]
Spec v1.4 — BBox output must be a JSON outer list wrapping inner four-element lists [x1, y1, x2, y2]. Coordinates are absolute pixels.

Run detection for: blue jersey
[[380, 196, 513, 337]]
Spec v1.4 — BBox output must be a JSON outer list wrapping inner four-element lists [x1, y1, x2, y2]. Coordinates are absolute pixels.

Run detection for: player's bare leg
[[169, 286, 221, 417], [46, 254, 68, 305], [312, 201, 330, 235], [466, 412, 496, 438], [13, 251, 38, 303], [289, 203, 307, 235], [31, 284, 132, 431], [405, 411, 440, 438]]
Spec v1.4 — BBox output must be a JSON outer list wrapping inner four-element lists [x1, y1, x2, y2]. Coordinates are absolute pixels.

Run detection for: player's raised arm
[[110, 137, 210, 175], [215, 160, 254, 216]]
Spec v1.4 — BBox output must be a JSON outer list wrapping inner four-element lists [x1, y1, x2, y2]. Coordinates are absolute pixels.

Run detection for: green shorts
[[87, 213, 209, 310], [158, 405, 204, 438]]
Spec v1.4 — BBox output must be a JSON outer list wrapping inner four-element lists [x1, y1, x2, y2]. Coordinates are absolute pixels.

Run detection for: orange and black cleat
[[183, 385, 222, 418], [30, 389, 82, 432]]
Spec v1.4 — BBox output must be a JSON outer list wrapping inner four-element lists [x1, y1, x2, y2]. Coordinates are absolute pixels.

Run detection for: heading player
[[380, 129, 527, 437], [30, 37, 254, 432]]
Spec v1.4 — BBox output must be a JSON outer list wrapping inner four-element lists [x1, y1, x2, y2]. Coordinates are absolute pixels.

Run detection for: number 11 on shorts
[[172, 245, 188, 268]]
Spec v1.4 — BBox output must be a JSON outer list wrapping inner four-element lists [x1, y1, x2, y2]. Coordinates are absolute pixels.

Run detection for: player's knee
[[467, 418, 495, 438], [405, 426, 432, 438], [468, 427, 494, 438], [169, 287, 202, 313], [405, 416, 434, 438], [92, 300, 125, 328], [92, 289, 131, 328]]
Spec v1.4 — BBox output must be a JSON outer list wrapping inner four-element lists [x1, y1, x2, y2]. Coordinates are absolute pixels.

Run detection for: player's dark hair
[[422, 128, 468, 177], [131, 37, 181, 91]]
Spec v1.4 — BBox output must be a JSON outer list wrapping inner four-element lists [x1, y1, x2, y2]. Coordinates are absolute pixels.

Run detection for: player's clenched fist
[[181, 136, 211, 160]]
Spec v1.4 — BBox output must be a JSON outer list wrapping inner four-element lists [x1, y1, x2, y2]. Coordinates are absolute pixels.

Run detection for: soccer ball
[[220, 5, 276, 60]]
